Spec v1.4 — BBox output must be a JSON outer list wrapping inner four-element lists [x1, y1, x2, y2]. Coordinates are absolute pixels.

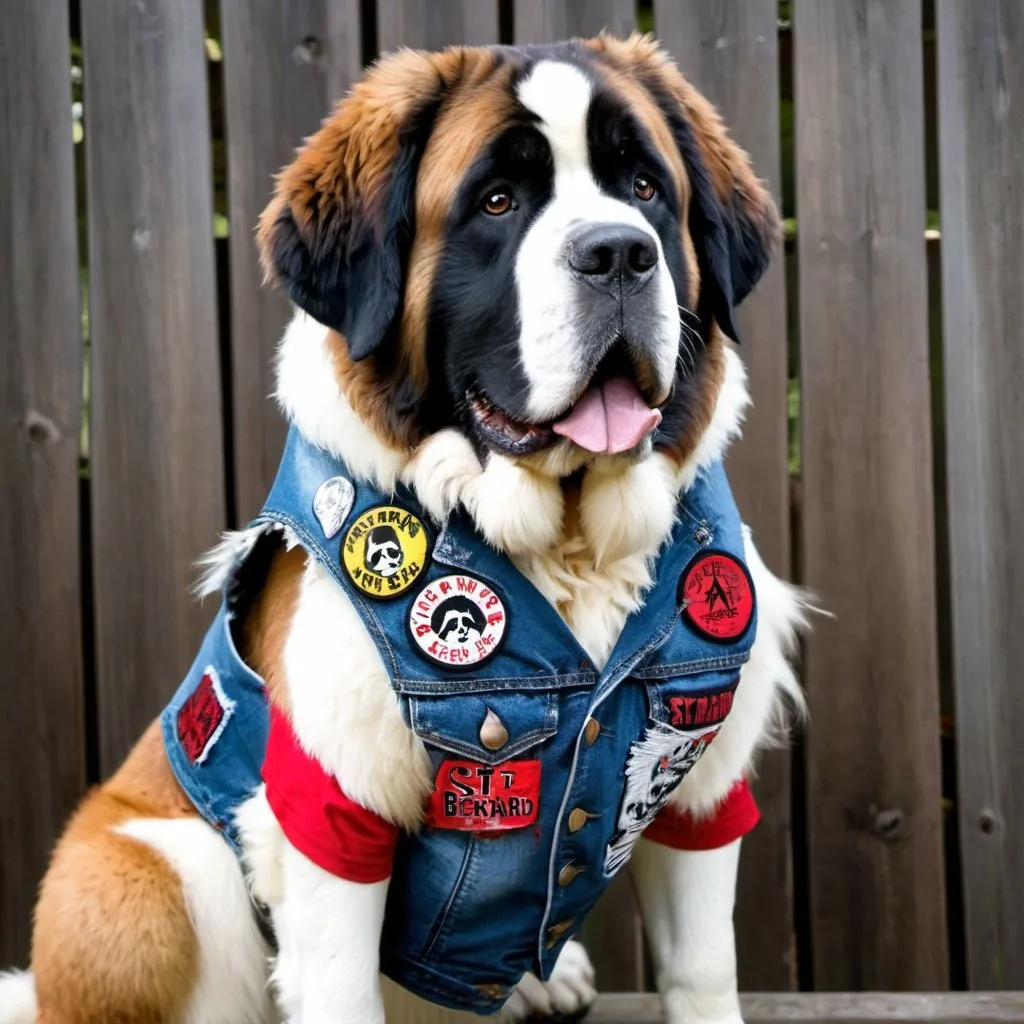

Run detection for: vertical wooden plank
[[0, 0, 84, 966], [938, 0, 1024, 990], [656, 0, 795, 991], [795, 0, 947, 989], [377, 0, 499, 51], [82, 0, 226, 772], [514, 0, 636, 44], [222, 1, 362, 523]]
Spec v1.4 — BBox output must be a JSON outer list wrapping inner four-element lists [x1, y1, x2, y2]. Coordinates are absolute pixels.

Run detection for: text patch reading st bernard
[[428, 759, 541, 831], [342, 505, 428, 599]]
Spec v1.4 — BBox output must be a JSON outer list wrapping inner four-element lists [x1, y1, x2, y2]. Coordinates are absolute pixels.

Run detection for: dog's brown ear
[[257, 51, 446, 360], [597, 35, 781, 342]]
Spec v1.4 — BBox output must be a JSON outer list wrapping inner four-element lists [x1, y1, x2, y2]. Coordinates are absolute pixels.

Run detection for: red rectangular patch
[[177, 669, 231, 764], [427, 759, 541, 832]]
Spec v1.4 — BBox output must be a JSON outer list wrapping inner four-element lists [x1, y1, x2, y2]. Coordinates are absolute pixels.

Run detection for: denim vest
[[162, 427, 757, 1014]]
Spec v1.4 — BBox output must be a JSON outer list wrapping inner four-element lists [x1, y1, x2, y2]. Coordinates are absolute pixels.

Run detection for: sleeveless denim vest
[[162, 427, 757, 1014]]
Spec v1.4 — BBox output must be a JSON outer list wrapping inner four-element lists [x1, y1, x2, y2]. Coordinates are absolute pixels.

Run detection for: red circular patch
[[679, 551, 755, 642]]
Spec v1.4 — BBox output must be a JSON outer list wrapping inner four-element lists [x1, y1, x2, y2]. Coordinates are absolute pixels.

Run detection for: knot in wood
[[294, 36, 323, 65], [872, 807, 905, 841], [978, 808, 1001, 834], [25, 409, 61, 444]]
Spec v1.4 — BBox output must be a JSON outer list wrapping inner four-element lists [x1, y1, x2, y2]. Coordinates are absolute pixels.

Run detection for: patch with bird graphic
[[678, 550, 755, 642]]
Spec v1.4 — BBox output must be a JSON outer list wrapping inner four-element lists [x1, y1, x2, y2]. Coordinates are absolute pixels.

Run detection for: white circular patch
[[408, 574, 508, 670]]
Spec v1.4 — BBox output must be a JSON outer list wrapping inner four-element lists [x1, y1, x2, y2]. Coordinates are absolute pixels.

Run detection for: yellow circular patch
[[341, 505, 429, 600]]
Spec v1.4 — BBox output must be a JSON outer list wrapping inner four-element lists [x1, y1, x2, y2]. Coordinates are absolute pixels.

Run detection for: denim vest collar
[[252, 427, 752, 703]]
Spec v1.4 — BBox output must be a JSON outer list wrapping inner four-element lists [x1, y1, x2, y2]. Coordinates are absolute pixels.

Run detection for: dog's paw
[[499, 940, 597, 1021]]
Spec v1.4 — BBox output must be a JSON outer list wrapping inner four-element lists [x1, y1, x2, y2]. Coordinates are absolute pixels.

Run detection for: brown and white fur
[[1, 35, 808, 1024]]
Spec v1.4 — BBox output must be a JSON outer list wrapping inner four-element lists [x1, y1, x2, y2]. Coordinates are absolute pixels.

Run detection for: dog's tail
[[0, 970, 37, 1024]]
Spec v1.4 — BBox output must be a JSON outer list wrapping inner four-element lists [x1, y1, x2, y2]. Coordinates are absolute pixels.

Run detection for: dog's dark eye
[[633, 176, 655, 201], [482, 191, 516, 216]]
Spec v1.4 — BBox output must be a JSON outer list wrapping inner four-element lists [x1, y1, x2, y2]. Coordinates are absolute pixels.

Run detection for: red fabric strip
[[262, 704, 399, 883], [644, 778, 760, 851]]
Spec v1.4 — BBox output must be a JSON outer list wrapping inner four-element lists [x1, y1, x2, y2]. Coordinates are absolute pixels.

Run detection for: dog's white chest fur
[[514, 531, 655, 671]]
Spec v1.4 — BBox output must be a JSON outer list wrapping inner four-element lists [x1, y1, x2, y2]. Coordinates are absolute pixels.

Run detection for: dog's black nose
[[567, 223, 659, 293]]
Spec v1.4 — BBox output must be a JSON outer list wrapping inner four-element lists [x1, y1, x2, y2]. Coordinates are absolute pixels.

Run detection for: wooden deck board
[[588, 992, 1024, 1022]]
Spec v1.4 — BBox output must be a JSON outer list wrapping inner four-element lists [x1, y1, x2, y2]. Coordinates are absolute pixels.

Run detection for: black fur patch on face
[[424, 122, 555, 440], [586, 86, 692, 330], [651, 341, 716, 449], [587, 90, 687, 271], [634, 69, 774, 346]]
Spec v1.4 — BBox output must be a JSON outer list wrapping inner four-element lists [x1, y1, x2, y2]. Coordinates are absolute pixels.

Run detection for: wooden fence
[[2, 0, 1022, 1005]]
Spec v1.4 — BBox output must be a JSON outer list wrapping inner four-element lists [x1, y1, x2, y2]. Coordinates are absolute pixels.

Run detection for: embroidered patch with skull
[[431, 595, 487, 644], [409, 573, 508, 669], [364, 525, 404, 577], [603, 720, 720, 876], [341, 504, 429, 600]]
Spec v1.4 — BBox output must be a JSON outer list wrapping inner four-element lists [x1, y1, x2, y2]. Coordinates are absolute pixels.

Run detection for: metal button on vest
[[558, 863, 584, 886], [475, 983, 506, 1000], [567, 807, 594, 833], [545, 918, 575, 949], [583, 718, 601, 746], [479, 708, 508, 750]]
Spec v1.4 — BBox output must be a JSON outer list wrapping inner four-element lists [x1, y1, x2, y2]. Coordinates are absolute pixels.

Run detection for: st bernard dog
[[0, 34, 808, 1024]]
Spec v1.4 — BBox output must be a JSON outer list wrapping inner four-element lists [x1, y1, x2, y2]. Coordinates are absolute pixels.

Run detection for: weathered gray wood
[[656, 0, 794, 990], [794, 0, 947, 989], [377, 0, 499, 51], [937, 0, 1024, 990], [0, 0, 85, 967], [587, 992, 1024, 1024], [514, 0, 636, 43], [221, 1, 362, 522], [82, 0, 226, 772]]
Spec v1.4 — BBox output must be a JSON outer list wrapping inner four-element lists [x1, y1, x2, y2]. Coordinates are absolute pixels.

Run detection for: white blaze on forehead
[[512, 61, 680, 423], [517, 60, 593, 180]]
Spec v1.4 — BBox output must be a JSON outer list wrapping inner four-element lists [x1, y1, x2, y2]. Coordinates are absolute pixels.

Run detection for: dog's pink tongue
[[552, 377, 662, 454]]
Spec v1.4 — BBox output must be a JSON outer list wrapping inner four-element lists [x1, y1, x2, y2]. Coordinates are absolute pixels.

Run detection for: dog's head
[[259, 35, 777, 478]]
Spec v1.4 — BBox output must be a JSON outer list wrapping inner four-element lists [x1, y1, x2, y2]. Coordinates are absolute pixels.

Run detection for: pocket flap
[[409, 691, 558, 765], [644, 669, 741, 731]]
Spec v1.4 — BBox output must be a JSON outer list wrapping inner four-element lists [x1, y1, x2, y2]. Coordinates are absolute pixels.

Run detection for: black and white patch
[[604, 720, 720, 876], [408, 573, 508, 669], [363, 524, 404, 577]]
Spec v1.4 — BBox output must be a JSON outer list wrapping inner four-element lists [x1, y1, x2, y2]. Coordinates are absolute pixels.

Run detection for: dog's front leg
[[272, 837, 388, 1024], [631, 837, 743, 1024]]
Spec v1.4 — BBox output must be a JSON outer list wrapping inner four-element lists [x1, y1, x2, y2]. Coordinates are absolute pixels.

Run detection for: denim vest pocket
[[408, 690, 559, 766]]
